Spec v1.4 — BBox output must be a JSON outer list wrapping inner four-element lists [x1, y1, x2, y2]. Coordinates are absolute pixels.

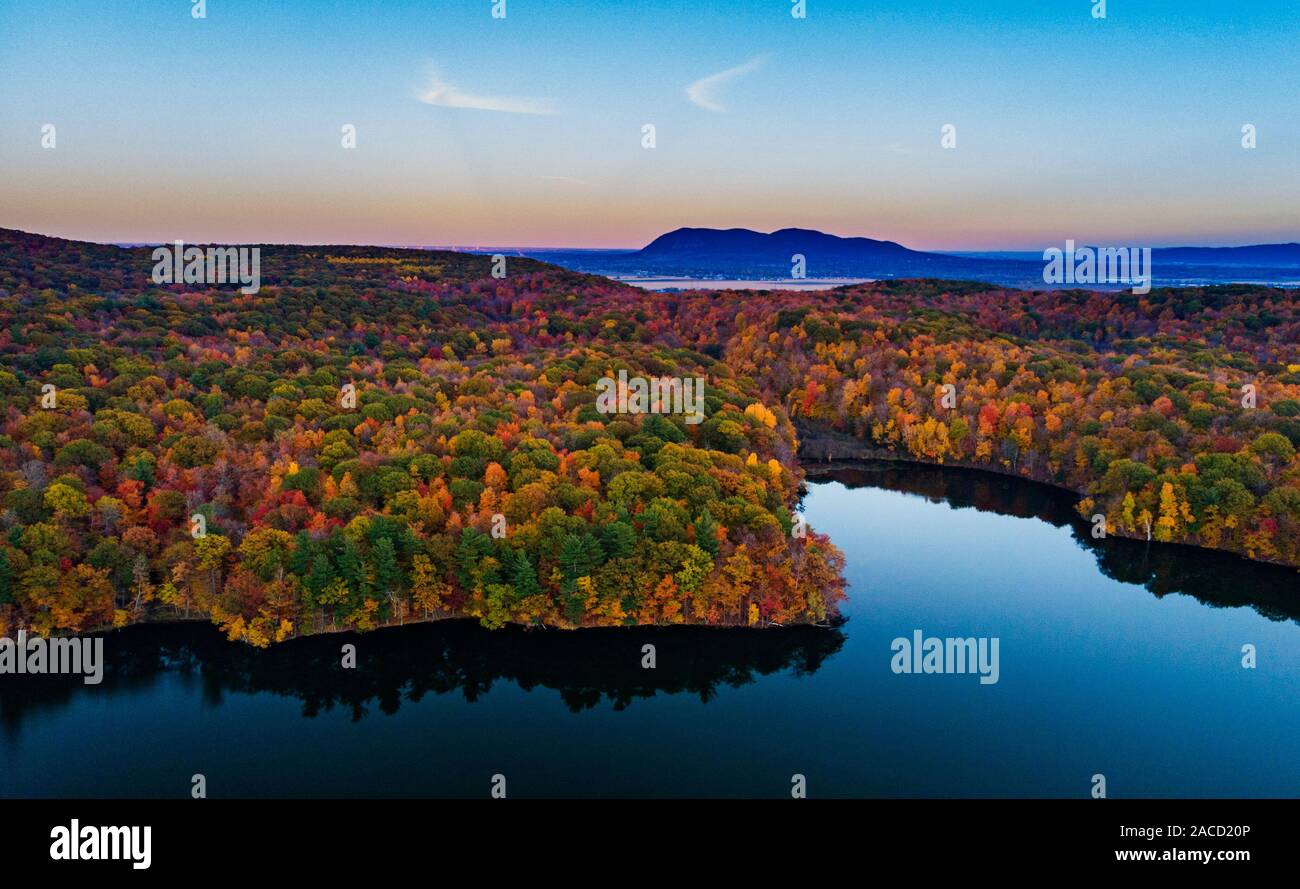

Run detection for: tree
[[509, 551, 541, 601], [44, 483, 90, 520], [193, 535, 232, 602], [411, 553, 447, 617], [694, 509, 720, 557], [371, 537, 402, 622]]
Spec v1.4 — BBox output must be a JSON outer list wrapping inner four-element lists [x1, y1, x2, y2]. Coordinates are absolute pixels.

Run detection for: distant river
[[3, 462, 1298, 798], [616, 276, 873, 291]]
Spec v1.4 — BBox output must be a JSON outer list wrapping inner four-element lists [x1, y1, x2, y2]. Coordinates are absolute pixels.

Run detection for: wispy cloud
[[685, 56, 766, 112], [418, 69, 555, 116]]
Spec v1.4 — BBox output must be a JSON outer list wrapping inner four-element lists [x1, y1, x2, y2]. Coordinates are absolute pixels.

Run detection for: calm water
[[3, 462, 1299, 798], [616, 277, 873, 291]]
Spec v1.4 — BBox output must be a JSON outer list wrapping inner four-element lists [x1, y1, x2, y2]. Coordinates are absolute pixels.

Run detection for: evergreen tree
[[509, 550, 541, 600], [695, 509, 720, 557]]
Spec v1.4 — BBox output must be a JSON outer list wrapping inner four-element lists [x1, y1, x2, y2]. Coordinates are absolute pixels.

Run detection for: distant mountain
[[636, 227, 926, 263], [1153, 243, 1300, 266], [524, 226, 986, 281], [636, 230, 1300, 268], [522, 227, 1300, 290]]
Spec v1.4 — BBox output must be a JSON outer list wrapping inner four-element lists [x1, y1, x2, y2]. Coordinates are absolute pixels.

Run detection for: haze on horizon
[[1, 0, 1297, 252]]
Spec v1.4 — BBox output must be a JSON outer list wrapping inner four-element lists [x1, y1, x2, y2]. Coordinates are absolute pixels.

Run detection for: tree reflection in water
[[811, 461, 1300, 625], [0, 619, 846, 731], [9, 460, 1294, 735]]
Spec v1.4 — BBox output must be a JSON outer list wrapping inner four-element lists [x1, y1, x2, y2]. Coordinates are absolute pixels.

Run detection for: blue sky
[[1, 0, 1296, 249]]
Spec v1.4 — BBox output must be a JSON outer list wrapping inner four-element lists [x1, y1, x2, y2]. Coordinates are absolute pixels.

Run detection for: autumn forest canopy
[[0, 228, 1298, 646], [0, 230, 843, 645]]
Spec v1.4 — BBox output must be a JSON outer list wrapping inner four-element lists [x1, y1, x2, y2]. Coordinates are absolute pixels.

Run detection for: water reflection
[[809, 461, 1300, 624], [7, 460, 1294, 740], [0, 620, 846, 731]]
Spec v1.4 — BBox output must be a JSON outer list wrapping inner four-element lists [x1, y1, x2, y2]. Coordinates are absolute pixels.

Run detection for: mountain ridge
[[636, 226, 925, 261]]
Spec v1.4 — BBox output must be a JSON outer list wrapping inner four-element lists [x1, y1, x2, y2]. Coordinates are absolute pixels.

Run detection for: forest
[[0, 229, 843, 644], [1, 227, 1298, 645], [727, 279, 1300, 566]]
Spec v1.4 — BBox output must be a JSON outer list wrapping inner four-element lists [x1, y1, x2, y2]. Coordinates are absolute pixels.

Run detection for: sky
[[1, 0, 1297, 251]]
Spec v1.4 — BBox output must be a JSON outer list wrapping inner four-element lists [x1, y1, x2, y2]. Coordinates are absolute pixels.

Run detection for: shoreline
[[23, 610, 847, 647], [796, 425, 1300, 573]]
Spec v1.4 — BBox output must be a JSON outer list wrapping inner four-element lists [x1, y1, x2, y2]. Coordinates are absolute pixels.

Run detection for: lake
[[3, 462, 1299, 798]]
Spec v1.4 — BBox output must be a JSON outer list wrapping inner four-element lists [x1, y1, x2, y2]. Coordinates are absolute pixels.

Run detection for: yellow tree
[[411, 553, 448, 617], [1155, 482, 1179, 543]]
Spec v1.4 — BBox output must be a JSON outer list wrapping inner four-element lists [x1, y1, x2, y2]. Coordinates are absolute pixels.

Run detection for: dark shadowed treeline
[[0, 619, 846, 730]]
